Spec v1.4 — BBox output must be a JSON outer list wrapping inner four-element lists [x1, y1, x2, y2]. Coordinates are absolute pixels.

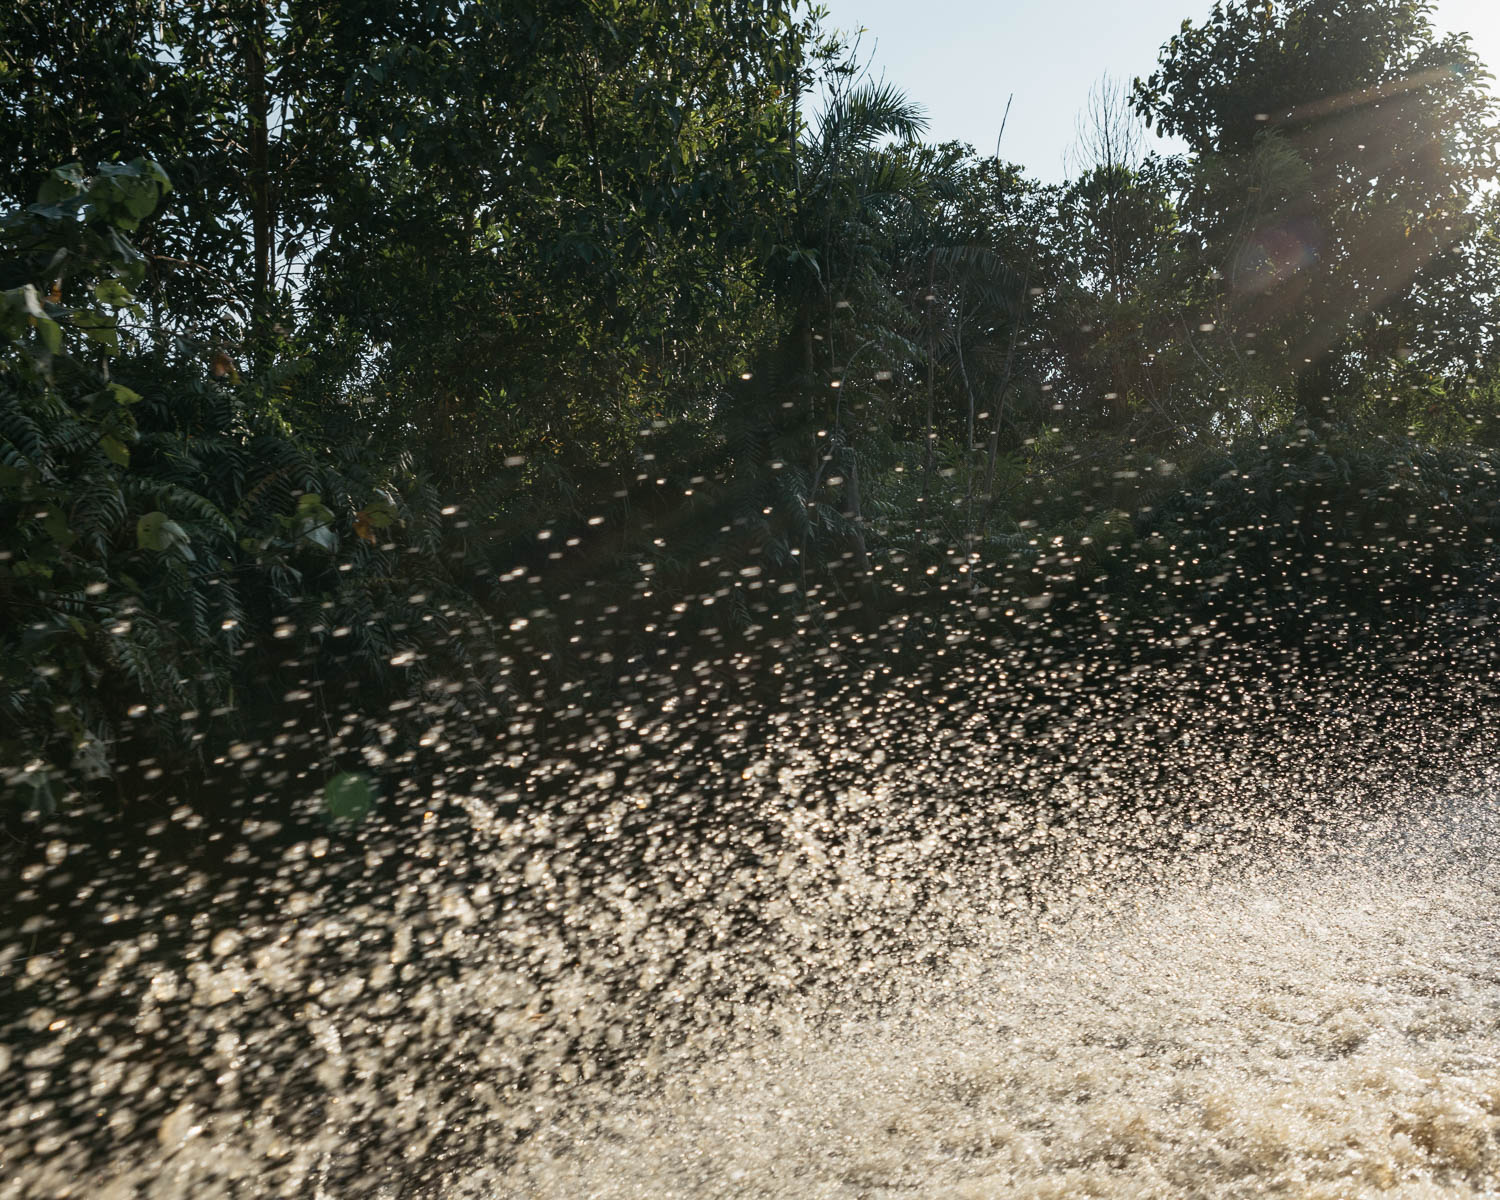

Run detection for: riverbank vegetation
[[4, 0, 1500, 814]]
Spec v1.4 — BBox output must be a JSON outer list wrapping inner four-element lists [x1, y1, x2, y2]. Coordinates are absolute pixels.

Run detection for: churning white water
[[9, 653, 1500, 1200], [496, 808, 1500, 1200]]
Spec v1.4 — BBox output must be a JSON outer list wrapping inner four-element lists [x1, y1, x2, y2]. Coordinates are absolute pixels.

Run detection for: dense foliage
[[3, 0, 1500, 807]]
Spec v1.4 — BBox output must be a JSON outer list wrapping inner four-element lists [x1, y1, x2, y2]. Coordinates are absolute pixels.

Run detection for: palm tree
[[771, 76, 936, 606]]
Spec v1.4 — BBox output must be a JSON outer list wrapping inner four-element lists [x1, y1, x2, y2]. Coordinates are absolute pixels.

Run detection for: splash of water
[[497, 811, 1500, 1199], [4, 628, 1500, 1198]]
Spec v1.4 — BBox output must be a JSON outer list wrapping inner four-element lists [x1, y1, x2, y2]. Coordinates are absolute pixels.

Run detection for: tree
[[1054, 156, 1180, 431], [0, 1, 258, 344], [1, 1, 807, 479], [301, 0, 804, 480], [1133, 0, 1500, 423], [735, 59, 937, 605]]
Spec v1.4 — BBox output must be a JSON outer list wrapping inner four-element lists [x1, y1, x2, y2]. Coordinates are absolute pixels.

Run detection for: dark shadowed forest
[[6, 3, 1500, 1197], [5, 0, 1499, 808]]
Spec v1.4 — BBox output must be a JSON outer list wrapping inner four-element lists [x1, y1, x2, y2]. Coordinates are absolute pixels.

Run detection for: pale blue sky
[[816, 0, 1500, 181]]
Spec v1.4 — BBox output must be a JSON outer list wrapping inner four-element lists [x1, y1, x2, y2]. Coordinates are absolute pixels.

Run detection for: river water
[[5, 634, 1500, 1199], [492, 804, 1500, 1199]]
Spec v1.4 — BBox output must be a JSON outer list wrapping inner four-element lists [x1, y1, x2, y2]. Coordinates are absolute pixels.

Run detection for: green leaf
[[138, 158, 172, 193], [82, 324, 120, 354], [105, 228, 146, 273], [363, 498, 398, 528], [36, 164, 85, 207], [123, 184, 157, 220], [137, 511, 193, 559], [302, 523, 337, 552], [43, 508, 76, 550], [294, 492, 338, 552], [322, 771, 375, 823], [136, 511, 170, 550], [295, 493, 332, 519], [94, 280, 134, 307], [35, 317, 62, 355], [107, 382, 143, 405], [100, 435, 130, 466]]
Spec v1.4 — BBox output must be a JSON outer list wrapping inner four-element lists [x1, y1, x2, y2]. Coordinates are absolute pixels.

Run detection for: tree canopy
[[1135, 0, 1500, 419], [4, 0, 1500, 803]]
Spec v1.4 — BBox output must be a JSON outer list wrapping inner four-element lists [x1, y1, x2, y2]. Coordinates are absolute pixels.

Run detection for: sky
[[815, 0, 1500, 182]]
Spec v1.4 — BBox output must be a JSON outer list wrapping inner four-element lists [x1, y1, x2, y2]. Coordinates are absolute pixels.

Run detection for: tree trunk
[[920, 249, 936, 521], [796, 299, 815, 377], [840, 451, 878, 626], [955, 286, 979, 594], [841, 449, 870, 574], [983, 263, 1031, 507], [578, 59, 605, 201]]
